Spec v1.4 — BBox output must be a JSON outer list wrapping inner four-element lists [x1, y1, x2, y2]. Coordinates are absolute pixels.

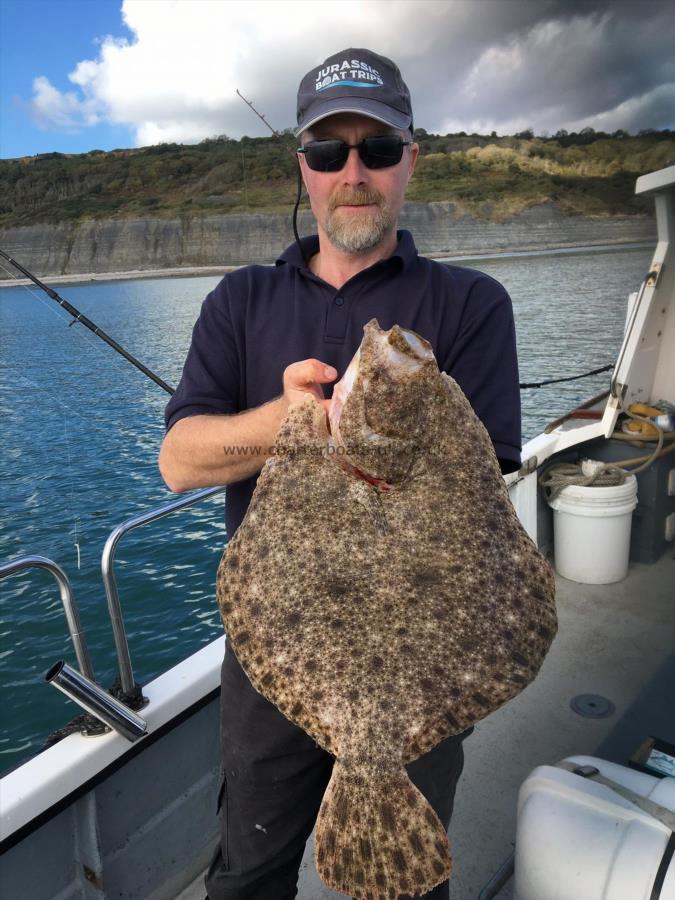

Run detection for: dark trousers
[[205, 643, 470, 900]]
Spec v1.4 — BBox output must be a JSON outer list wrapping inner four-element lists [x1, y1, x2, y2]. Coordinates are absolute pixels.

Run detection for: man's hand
[[159, 359, 338, 492], [282, 359, 337, 414]]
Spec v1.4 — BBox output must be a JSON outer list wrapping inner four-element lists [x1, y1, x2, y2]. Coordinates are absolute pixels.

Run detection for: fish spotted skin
[[216, 319, 556, 899]]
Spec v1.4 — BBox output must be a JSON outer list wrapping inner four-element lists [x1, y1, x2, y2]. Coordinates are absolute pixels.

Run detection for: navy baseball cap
[[295, 48, 413, 137]]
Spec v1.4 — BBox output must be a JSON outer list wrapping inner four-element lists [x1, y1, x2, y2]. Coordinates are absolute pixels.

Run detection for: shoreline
[[0, 240, 654, 289], [0, 263, 240, 289]]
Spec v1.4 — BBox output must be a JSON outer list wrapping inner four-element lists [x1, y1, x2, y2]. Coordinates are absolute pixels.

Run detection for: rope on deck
[[539, 462, 626, 501], [539, 399, 673, 501]]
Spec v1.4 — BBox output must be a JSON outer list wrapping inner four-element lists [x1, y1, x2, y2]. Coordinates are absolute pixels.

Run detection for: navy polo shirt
[[165, 230, 521, 537]]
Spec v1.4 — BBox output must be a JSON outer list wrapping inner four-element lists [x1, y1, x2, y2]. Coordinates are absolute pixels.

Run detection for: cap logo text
[[315, 58, 384, 92]]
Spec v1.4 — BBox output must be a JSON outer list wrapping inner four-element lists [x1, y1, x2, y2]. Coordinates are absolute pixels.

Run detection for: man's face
[[298, 113, 418, 255]]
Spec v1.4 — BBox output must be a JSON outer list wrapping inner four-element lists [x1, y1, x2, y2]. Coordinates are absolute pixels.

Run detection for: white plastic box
[[515, 754, 675, 900]]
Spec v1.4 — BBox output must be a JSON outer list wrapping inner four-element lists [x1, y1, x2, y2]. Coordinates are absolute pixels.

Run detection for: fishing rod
[[0, 249, 175, 395], [236, 89, 307, 261], [236, 89, 285, 138]]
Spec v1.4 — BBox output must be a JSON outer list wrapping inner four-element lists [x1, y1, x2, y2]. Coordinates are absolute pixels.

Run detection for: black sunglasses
[[297, 135, 411, 172]]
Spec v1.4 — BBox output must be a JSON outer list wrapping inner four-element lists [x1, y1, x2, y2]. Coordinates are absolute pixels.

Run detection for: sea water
[[0, 245, 653, 772]]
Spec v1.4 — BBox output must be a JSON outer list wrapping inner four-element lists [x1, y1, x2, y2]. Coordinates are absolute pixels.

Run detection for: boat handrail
[[101, 485, 228, 697], [0, 555, 95, 682], [609, 271, 652, 400]]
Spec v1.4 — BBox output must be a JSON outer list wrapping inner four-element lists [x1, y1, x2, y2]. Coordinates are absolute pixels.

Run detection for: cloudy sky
[[1, 0, 673, 158]]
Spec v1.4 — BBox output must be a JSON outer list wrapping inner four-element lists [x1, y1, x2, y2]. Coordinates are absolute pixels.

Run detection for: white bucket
[[548, 476, 638, 584]]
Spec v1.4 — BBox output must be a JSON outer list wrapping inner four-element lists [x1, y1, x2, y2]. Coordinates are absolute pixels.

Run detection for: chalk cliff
[[0, 202, 655, 278]]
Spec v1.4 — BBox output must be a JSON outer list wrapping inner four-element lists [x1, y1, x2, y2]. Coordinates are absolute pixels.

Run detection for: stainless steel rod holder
[[46, 661, 147, 742]]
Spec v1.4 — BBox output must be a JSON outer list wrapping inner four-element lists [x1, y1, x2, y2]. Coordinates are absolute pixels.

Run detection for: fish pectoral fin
[[314, 759, 451, 899]]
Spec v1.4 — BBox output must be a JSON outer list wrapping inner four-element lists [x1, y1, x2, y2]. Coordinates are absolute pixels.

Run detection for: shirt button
[[334, 296, 344, 307]]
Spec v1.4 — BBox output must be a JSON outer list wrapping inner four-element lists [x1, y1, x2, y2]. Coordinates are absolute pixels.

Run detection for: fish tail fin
[[315, 759, 451, 899]]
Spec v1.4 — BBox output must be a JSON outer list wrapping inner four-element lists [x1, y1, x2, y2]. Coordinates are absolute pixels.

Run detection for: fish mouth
[[329, 320, 433, 438], [327, 320, 434, 486]]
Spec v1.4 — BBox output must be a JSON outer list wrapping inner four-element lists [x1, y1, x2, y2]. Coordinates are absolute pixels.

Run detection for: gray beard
[[323, 204, 393, 254]]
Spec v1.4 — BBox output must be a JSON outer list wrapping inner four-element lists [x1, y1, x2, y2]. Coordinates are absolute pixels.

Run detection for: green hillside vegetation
[[1, 128, 673, 228]]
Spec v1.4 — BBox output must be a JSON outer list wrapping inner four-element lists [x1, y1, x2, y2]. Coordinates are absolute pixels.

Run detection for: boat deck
[[176, 549, 674, 900]]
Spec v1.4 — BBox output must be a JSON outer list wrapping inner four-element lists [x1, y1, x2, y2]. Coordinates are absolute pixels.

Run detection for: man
[[160, 48, 521, 900]]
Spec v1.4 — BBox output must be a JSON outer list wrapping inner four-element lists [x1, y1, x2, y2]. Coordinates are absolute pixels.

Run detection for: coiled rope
[[539, 399, 675, 501], [539, 461, 627, 501]]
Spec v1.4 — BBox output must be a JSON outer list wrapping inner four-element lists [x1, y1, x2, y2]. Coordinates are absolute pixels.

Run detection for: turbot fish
[[216, 319, 556, 900]]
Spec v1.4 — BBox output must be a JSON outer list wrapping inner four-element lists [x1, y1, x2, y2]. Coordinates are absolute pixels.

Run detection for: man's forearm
[[159, 397, 287, 492]]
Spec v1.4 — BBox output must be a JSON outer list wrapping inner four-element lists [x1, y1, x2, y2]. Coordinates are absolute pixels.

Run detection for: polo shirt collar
[[276, 229, 418, 273]]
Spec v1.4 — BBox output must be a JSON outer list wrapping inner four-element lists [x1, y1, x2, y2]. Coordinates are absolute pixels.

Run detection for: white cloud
[[27, 0, 422, 144], [24, 0, 674, 145], [29, 75, 101, 131]]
